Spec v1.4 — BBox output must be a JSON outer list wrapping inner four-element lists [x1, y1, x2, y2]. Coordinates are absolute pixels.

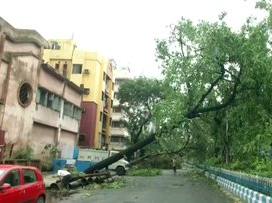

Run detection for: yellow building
[[43, 39, 114, 149]]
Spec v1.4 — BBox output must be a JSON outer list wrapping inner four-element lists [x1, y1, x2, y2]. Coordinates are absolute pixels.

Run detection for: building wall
[[63, 86, 82, 107], [43, 40, 114, 149], [79, 102, 97, 147], [33, 64, 82, 158], [61, 115, 80, 133], [34, 104, 59, 128], [0, 17, 83, 160], [2, 50, 41, 148], [38, 69, 64, 95], [4, 40, 41, 56], [31, 123, 56, 156], [59, 130, 77, 159], [0, 16, 48, 156], [0, 61, 9, 124]]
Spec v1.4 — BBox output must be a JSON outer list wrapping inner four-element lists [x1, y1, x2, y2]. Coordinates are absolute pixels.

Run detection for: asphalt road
[[48, 170, 234, 203]]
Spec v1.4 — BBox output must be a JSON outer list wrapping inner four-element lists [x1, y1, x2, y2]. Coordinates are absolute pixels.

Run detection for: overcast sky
[[1, 0, 264, 77]]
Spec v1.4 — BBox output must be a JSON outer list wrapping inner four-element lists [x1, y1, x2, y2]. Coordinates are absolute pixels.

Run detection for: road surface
[[47, 170, 235, 203]]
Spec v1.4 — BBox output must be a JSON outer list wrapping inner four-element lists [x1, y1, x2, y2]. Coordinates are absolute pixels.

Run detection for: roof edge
[[0, 17, 49, 48]]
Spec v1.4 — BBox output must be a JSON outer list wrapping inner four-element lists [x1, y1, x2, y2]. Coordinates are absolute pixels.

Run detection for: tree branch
[[186, 62, 242, 118], [133, 114, 152, 143], [129, 134, 191, 166], [188, 63, 225, 117]]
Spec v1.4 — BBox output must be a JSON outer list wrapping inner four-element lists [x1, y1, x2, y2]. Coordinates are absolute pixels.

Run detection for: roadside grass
[[128, 168, 162, 176]]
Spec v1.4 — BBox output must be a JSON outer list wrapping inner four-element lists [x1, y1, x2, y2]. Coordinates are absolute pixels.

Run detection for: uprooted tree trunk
[[85, 134, 156, 173]]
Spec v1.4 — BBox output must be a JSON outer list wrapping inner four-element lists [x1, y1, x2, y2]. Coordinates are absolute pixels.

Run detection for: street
[[47, 170, 235, 203]]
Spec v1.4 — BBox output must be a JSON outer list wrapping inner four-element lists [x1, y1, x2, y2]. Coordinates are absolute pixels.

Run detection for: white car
[[78, 149, 129, 175]]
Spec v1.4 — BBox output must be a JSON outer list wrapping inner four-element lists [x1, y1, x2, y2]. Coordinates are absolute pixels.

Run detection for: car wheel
[[50, 183, 60, 190], [116, 166, 126, 176], [37, 196, 45, 203]]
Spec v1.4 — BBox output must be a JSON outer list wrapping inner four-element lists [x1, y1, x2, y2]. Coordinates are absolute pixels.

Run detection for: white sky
[[1, 0, 264, 77]]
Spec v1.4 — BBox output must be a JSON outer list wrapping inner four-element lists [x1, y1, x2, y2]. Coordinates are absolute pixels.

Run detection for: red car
[[0, 165, 46, 203]]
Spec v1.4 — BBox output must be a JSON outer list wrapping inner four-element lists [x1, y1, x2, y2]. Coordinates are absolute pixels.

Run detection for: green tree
[[118, 77, 164, 144]]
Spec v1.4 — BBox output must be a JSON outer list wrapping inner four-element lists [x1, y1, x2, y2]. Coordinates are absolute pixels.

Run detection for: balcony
[[112, 113, 122, 121], [111, 128, 129, 137], [103, 97, 111, 114]]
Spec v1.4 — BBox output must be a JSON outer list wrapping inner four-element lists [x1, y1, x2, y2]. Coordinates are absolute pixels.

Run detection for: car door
[[21, 169, 40, 203], [0, 169, 23, 203]]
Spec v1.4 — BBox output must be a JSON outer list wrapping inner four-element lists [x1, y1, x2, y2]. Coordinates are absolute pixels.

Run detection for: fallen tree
[[85, 4, 272, 172]]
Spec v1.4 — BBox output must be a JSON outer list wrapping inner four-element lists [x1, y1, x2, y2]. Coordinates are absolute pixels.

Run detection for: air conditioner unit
[[83, 69, 90, 74], [84, 88, 90, 95]]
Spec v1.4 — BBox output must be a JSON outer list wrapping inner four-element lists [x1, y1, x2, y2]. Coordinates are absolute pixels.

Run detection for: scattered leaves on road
[[81, 177, 127, 197]]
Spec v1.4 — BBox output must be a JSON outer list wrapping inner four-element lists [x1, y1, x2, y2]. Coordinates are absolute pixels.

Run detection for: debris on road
[[48, 170, 113, 191]]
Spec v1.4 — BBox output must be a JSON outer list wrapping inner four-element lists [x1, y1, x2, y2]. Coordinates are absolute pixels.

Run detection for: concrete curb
[[205, 172, 272, 203]]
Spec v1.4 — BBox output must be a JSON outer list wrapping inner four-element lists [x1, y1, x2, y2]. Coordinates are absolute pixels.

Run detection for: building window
[[63, 63, 68, 77], [73, 107, 82, 120], [111, 137, 120, 142], [103, 72, 106, 81], [64, 101, 74, 117], [18, 82, 33, 107], [72, 64, 82, 74], [55, 63, 60, 70], [100, 112, 102, 121], [47, 92, 54, 108], [101, 91, 104, 101], [37, 88, 47, 106], [50, 41, 61, 50], [112, 121, 122, 128], [113, 106, 121, 113], [36, 88, 61, 112], [102, 114, 107, 128], [101, 134, 106, 147], [52, 96, 61, 111], [111, 100, 113, 108], [78, 134, 85, 146]]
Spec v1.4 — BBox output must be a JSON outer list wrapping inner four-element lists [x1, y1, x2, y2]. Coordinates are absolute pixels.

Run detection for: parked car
[[0, 165, 46, 203]]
